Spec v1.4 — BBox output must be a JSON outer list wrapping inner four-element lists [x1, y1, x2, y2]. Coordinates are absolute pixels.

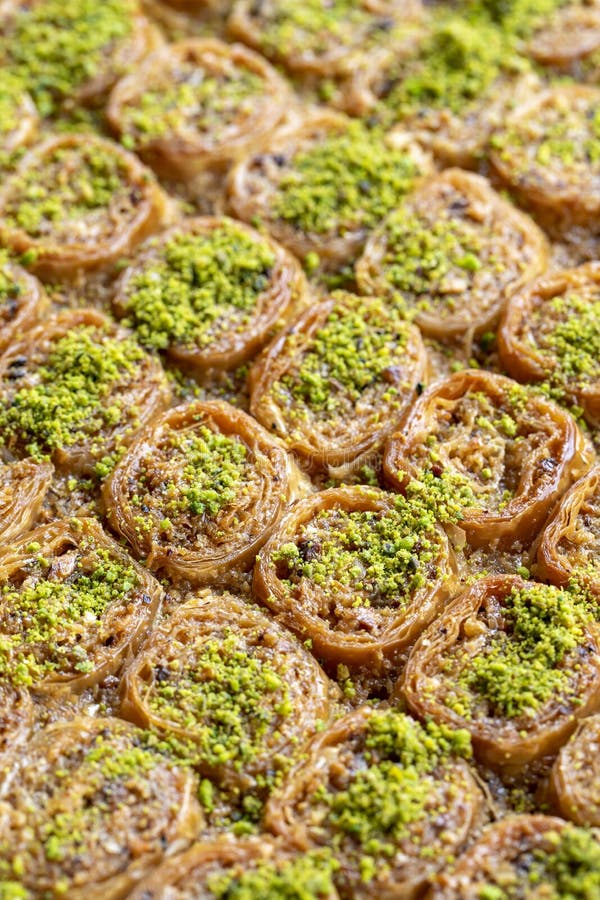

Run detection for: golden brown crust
[[0, 682, 33, 776], [548, 714, 600, 826], [0, 308, 171, 476], [399, 575, 600, 774], [383, 370, 591, 550], [253, 485, 457, 671], [0, 716, 202, 899], [356, 168, 549, 341], [112, 217, 308, 378], [265, 706, 485, 900], [248, 291, 428, 472], [121, 591, 334, 790], [107, 38, 290, 181], [0, 517, 163, 694], [103, 400, 295, 585], [0, 458, 52, 541], [498, 262, 600, 426], [528, 3, 600, 68], [490, 84, 600, 228], [537, 464, 600, 596], [0, 260, 48, 354], [0, 134, 166, 280]]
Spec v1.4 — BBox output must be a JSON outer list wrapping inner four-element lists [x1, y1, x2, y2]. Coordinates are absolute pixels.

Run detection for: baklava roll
[[0, 0, 161, 116], [0, 458, 52, 541], [356, 169, 549, 341], [121, 591, 333, 791], [0, 73, 37, 156], [491, 84, 600, 228], [253, 486, 457, 672], [113, 217, 307, 378], [265, 707, 484, 899], [527, 1, 600, 76], [378, 16, 538, 168], [129, 839, 339, 900], [0, 517, 162, 694], [384, 370, 591, 550], [227, 0, 422, 115], [400, 575, 600, 774], [431, 817, 600, 898], [0, 256, 48, 354], [549, 714, 600, 826], [0, 134, 165, 280], [499, 263, 600, 427], [104, 400, 295, 584], [107, 39, 290, 184], [226, 110, 428, 273], [0, 308, 171, 477], [249, 291, 428, 473], [0, 716, 202, 899], [537, 464, 600, 596]]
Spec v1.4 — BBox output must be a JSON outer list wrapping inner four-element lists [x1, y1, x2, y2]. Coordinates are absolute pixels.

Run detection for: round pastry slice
[[253, 485, 457, 672], [227, 0, 422, 114], [121, 592, 333, 791], [0, 0, 161, 116], [491, 84, 600, 228], [0, 133, 165, 280], [0, 254, 48, 354], [0, 308, 171, 476], [356, 168, 549, 341], [265, 707, 483, 899], [528, 1, 600, 76], [0, 517, 163, 694], [377, 16, 538, 168], [249, 291, 428, 473], [226, 110, 428, 273], [383, 370, 591, 550], [499, 263, 600, 426], [537, 464, 600, 597], [129, 839, 339, 900], [400, 575, 600, 774], [0, 458, 52, 541], [103, 400, 295, 584], [0, 682, 33, 775], [107, 38, 290, 184], [0, 716, 202, 899], [0, 72, 37, 157], [113, 217, 307, 378], [431, 816, 600, 898], [549, 714, 600, 826]]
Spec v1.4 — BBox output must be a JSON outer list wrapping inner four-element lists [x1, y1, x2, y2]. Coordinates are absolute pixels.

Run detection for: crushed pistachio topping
[[120, 223, 276, 351], [0, 0, 136, 117], [253, 0, 405, 60], [3, 143, 131, 238], [526, 292, 600, 407], [477, 826, 600, 899], [273, 293, 409, 415], [146, 632, 292, 771], [207, 849, 339, 900], [119, 66, 264, 144], [0, 324, 148, 465], [447, 583, 594, 719], [315, 712, 472, 881], [271, 492, 444, 609], [465, 0, 566, 35], [0, 73, 28, 138], [0, 546, 139, 686], [272, 122, 420, 235]]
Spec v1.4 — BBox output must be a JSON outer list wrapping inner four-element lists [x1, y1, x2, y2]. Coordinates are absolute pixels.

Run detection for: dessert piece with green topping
[[0, 71, 37, 161], [0, 0, 158, 117], [226, 110, 427, 274], [121, 592, 333, 801], [0, 518, 162, 693], [254, 485, 457, 672], [264, 707, 483, 898], [401, 576, 600, 773], [0, 716, 201, 898], [249, 290, 427, 472], [103, 400, 293, 585], [114, 217, 306, 378], [0, 309, 171, 477]]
